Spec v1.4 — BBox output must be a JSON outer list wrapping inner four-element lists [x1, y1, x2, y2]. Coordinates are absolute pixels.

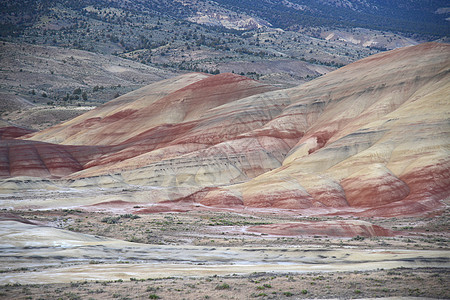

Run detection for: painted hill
[[217, 42, 450, 216], [2, 43, 449, 216], [27, 72, 276, 145]]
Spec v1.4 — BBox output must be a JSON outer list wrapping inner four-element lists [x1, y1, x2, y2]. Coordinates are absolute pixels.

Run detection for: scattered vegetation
[[215, 283, 231, 290]]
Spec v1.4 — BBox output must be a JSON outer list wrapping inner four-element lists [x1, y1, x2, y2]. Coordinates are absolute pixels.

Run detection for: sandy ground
[[1, 219, 447, 284], [0, 207, 448, 299], [0, 267, 448, 299]]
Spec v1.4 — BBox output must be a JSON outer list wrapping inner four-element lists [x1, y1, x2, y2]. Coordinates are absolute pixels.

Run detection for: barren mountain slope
[[199, 42, 450, 215], [1, 43, 449, 216], [128, 42, 449, 216], [3, 73, 278, 179], [26, 72, 276, 146], [0, 42, 175, 103]]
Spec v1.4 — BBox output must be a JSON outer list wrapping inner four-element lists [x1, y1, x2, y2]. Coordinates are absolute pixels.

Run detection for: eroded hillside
[[0, 43, 448, 218]]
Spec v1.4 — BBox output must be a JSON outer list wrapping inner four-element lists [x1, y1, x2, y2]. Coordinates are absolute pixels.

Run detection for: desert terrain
[[0, 208, 448, 299], [0, 42, 449, 299], [2, 0, 443, 134], [1, 0, 449, 298]]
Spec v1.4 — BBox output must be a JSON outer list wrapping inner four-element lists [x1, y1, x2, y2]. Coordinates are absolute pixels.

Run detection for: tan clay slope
[[191, 42, 449, 215], [69, 88, 294, 182], [26, 73, 274, 146], [73, 42, 449, 217], [3, 72, 277, 179], [3, 43, 449, 216], [25, 73, 208, 145], [1, 75, 213, 179]]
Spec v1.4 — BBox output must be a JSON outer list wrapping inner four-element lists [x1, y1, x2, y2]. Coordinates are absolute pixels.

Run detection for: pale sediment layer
[[1, 220, 448, 284]]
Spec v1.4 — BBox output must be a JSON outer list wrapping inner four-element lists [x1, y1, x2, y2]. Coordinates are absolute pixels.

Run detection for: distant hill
[[1, 1, 445, 78], [0, 0, 447, 130], [2, 0, 447, 36], [1, 0, 390, 109], [212, 0, 449, 36], [0, 41, 174, 104], [0, 41, 176, 129]]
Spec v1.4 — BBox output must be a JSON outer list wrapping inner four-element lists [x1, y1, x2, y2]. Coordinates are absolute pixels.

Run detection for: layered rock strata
[[0, 43, 448, 216]]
